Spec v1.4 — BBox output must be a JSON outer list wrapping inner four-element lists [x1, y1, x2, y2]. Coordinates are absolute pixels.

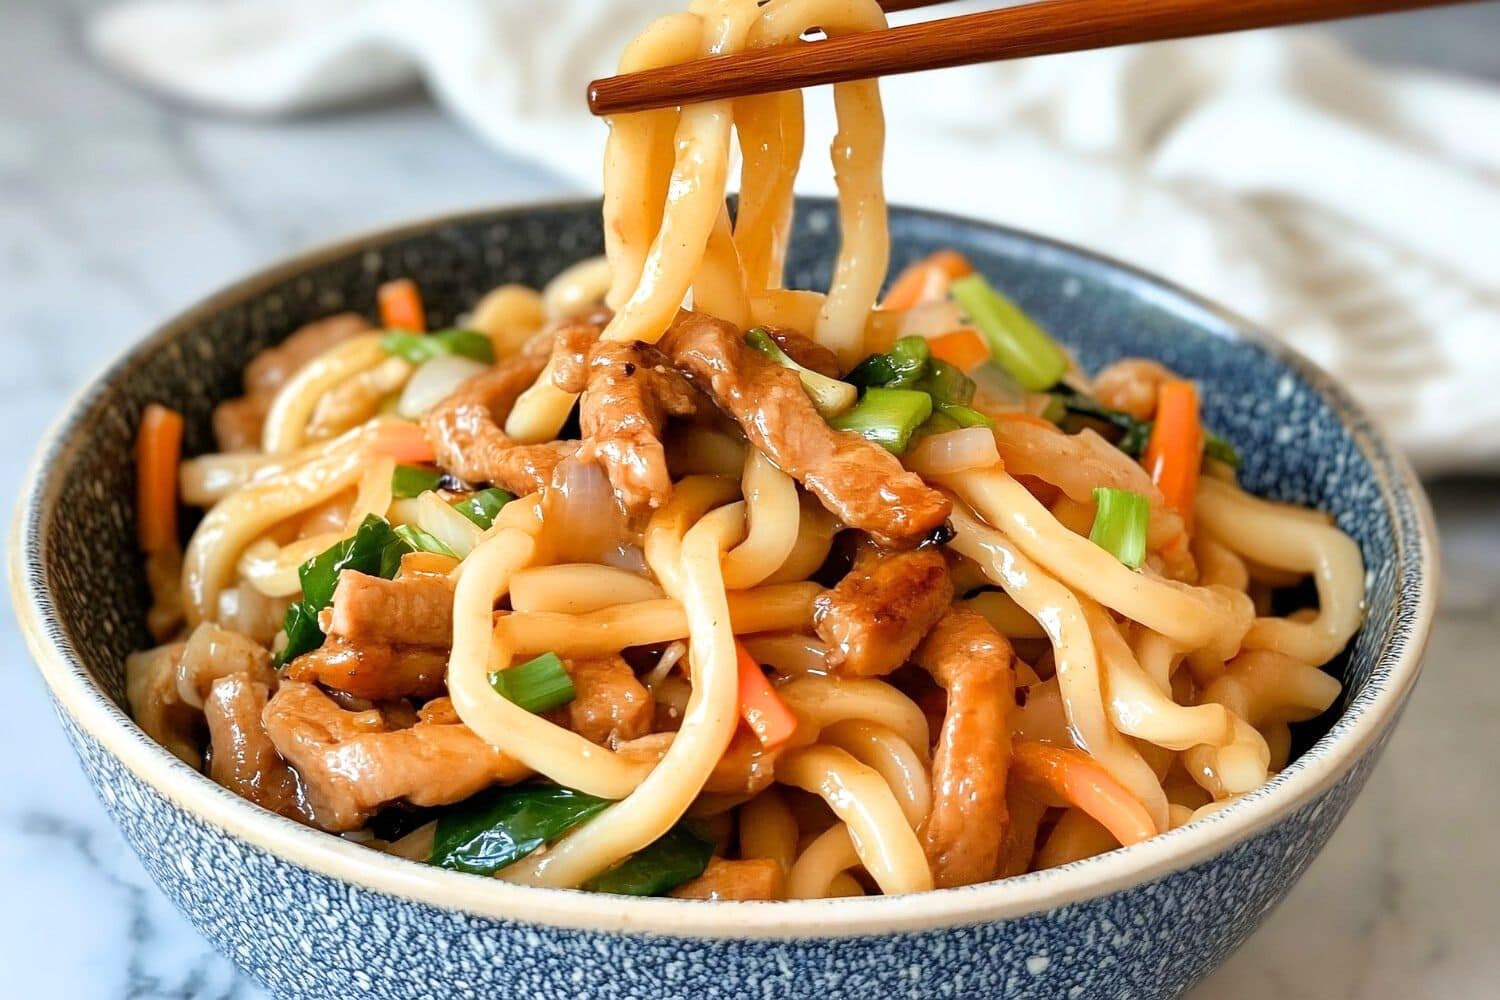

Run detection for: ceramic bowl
[[11, 199, 1436, 999]]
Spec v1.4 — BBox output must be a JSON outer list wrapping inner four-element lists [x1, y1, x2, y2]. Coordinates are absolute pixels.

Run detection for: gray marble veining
[[3, 1, 1497, 997]]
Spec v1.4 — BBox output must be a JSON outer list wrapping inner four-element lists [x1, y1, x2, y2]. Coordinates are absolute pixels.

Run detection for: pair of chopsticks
[[588, 0, 1480, 115]]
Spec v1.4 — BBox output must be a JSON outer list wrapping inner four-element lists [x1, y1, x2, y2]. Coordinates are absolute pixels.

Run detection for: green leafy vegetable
[[489, 652, 577, 714], [430, 784, 611, 876], [391, 464, 443, 499], [846, 335, 931, 391], [381, 329, 495, 365], [1052, 385, 1240, 468], [828, 387, 934, 455], [275, 515, 412, 665], [453, 487, 515, 529], [1089, 487, 1149, 570], [584, 825, 715, 896], [949, 274, 1067, 391], [393, 523, 458, 558], [934, 402, 994, 429], [744, 327, 857, 417]]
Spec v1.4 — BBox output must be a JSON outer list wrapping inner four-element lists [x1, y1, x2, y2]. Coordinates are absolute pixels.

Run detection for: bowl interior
[[23, 198, 1416, 834]]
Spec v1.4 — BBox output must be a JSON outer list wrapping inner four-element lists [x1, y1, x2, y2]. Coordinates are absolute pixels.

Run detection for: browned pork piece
[[212, 313, 371, 451], [914, 608, 1016, 889], [615, 728, 782, 796], [813, 543, 953, 677], [555, 654, 655, 746], [660, 312, 951, 549], [551, 323, 699, 513], [262, 682, 528, 832], [670, 858, 786, 900], [327, 571, 455, 648], [424, 328, 585, 493], [767, 328, 842, 380], [283, 638, 449, 702], [204, 674, 313, 822]]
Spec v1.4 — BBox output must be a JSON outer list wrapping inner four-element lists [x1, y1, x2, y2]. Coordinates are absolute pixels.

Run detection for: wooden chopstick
[[589, 0, 1478, 115]]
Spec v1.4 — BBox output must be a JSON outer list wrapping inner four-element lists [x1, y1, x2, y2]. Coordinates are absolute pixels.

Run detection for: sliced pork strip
[[262, 681, 528, 832], [660, 313, 950, 549], [914, 608, 1015, 889], [424, 350, 578, 494], [283, 637, 449, 702], [212, 313, 371, 452], [768, 328, 842, 379], [204, 674, 313, 823], [814, 543, 953, 677], [327, 571, 455, 649], [556, 654, 655, 746], [670, 858, 786, 900]]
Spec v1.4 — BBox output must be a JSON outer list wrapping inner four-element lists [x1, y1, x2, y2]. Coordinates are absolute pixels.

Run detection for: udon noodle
[[125, 0, 1363, 900]]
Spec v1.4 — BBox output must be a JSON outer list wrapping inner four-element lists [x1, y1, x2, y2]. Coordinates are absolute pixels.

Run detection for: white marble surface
[[3, 2, 1499, 997]]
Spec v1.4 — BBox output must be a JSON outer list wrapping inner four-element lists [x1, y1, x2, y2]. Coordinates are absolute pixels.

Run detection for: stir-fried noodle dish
[[127, 1, 1364, 900]]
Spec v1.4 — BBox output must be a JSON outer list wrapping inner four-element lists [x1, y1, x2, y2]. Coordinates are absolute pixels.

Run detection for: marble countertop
[[4, 2, 1498, 997]]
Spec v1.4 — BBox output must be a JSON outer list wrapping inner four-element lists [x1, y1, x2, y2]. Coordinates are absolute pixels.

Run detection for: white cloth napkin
[[87, 0, 1500, 474]]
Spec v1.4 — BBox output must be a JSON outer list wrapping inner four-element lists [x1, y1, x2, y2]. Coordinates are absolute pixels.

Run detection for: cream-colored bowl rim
[[10, 202, 1439, 940]]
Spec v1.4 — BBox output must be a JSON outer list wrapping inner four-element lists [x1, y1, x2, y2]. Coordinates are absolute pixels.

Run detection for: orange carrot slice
[[372, 421, 435, 464], [378, 278, 426, 332], [736, 642, 799, 748], [1141, 380, 1203, 522], [926, 328, 990, 372], [881, 250, 974, 311], [136, 403, 184, 553], [1011, 741, 1157, 847]]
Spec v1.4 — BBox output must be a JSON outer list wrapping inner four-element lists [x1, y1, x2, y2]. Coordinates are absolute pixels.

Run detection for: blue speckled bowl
[[11, 200, 1436, 1000]]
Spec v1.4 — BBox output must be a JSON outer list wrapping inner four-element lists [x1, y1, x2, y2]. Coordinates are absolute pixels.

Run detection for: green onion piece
[[1203, 431, 1241, 468], [917, 410, 962, 436], [393, 523, 458, 558], [584, 825, 715, 896], [1038, 393, 1067, 424], [915, 358, 976, 406], [453, 487, 515, 529], [1089, 487, 1149, 570], [935, 402, 995, 428], [391, 464, 443, 499], [950, 275, 1067, 391], [489, 651, 577, 714], [276, 514, 412, 665], [828, 388, 934, 455], [745, 327, 857, 417], [431, 784, 610, 876], [381, 329, 495, 365], [846, 335, 931, 391]]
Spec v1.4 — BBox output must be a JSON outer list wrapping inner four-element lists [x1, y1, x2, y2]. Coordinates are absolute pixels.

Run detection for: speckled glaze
[[12, 200, 1436, 1000]]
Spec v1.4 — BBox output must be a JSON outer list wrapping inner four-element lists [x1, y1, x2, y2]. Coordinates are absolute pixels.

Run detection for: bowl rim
[[11, 198, 1438, 940]]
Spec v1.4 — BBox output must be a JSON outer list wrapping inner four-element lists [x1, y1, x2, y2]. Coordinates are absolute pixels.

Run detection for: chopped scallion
[[584, 825, 715, 896], [391, 464, 443, 499], [949, 274, 1067, 391], [276, 514, 412, 666], [915, 358, 976, 406], [393, 523, 458, 558], [489, 651, 576, 714], [430, 784, 609, 875], [828, 387, 933, 455], [745, 327, 857, 417], [453, 487, 514, 529], [1089, 487, 1149, 570], [934, 402, 995, 428], [381, 328, 495, 365], [847, 335, 931, 391]]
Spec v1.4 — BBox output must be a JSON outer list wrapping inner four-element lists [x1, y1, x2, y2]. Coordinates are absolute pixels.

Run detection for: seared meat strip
[[204, 673, 313, 823], [555, 654, 655, 746], [914, 608, 1015, 888], [660, 312, 950, 549], [213, 313, 370, 451], [670, 858, 786, 900], [768, 327, 842, 380], [424, 350, 579, 494], [616, 729, 782, 796], [327, 571, 454, 649], [262, 682, 528, 832], [283, 637, 448, 702], [813, 544, 953, 677]]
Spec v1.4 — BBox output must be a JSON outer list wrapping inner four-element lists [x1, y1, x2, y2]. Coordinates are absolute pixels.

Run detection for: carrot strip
[[136, 403, 185, 553], [1141, 380, 1202, 523], [926, 328, 990, 372], [1011, 741, 1156, 847], [378, 278, 426, 332], [372, 422, 435, 464], [736, 642, 799, 748], [881, 250, 974, 311]]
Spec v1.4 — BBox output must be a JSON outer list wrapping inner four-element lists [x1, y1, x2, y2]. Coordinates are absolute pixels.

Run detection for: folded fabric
[[87, 0, 1500, 473]]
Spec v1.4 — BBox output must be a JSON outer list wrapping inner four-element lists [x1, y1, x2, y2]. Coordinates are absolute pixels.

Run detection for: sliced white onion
[[416, 490, 483, 558], [396, 355, 488, 420], [905, 427, 1001, 477], [386, 496, 422, 527], [898, 300, 964, 339], [547, 457, 635, 566]]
